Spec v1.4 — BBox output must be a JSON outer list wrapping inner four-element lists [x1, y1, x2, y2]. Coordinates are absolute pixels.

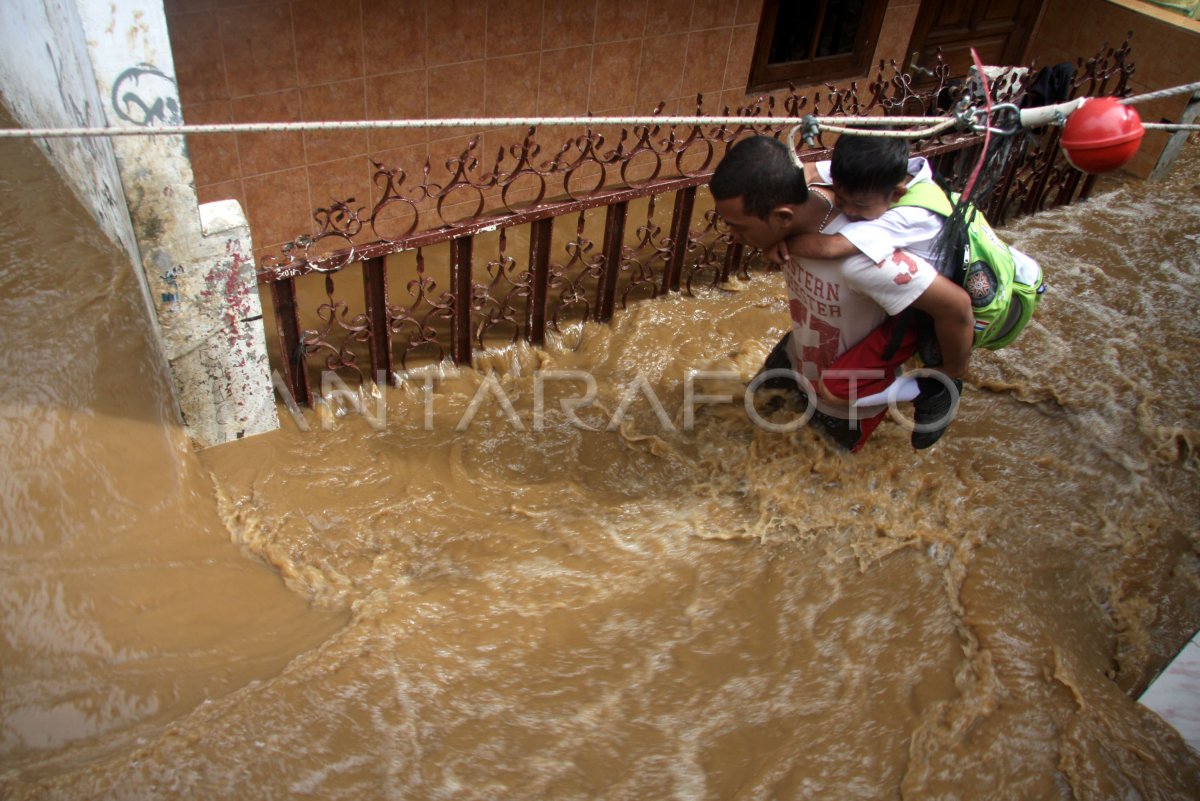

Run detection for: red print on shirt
[[789, 298, 806, 326], [889, 250, 920, 285], [793, 303, 840, 369]]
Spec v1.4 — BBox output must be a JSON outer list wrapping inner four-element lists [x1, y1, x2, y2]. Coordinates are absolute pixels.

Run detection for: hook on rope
[[785, 116, 820, 170], [968, 102, 1021, 136]]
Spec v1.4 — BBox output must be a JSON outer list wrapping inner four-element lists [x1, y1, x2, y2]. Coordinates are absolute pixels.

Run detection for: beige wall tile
[[216, 0, 286, 7], [589, 40, 641, 112], [690, 0, 724, 31], [243, 167, 313, 249], [232, 90, 305, 176], [292, 0, 365, 87], [644, 0, 694, 36], [427, 0, 488, 66], [636, 33, 688, 111], [486, 54, 542, 117], [165, 0, 216, 15], [302, 80, 370, 163], [543, 1, 597, 49], [428, 61, 487, 137], [487, 0, 545, 56], [365, 70, 429, 151], [168, 12, 229, 103], [196, 179, 243, 207], [538, 46, 592, 115], [873, 2, 921, 68], [595, 0, 647, 43], [307, 157, 373, 227], [184, 100, 239, 186], [734, 0, 763, 27], [219, 3, 298, 97], [683, 27, 733, 96], [362, 0, 426, 75], [723, 23, 757, 92]]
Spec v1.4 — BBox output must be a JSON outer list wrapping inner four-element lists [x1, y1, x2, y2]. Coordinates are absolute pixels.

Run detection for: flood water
[[2, 123, 1199, 799]]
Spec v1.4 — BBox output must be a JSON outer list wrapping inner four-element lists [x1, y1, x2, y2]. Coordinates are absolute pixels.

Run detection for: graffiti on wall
[[111, 63, 180, 127], [44, 42, 126, 246]]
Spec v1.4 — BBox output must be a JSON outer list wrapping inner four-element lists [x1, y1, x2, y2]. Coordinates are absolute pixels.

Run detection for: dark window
[[748, 0, 888, 92]]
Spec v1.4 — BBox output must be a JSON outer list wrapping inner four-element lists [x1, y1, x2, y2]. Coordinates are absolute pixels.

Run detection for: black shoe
[[756, 332, 797, 390], [911, 377, 963, 450], [752, 332, 805, 414], [810, 409, 867, 452]]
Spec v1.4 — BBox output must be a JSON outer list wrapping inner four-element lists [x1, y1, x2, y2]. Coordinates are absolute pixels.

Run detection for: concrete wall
[[72, 0, 280, 448], [0, 0, 140, 269], [0, 0, 280, 447]]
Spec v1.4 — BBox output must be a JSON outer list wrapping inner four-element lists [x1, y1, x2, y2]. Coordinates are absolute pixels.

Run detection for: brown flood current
[[0, 125, 346, 784], [3, 130, 1200, 800]]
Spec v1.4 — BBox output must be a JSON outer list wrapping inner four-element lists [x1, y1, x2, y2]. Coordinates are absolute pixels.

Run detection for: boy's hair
[[711, 136, 808, 219], [830, 135, 911, 196]]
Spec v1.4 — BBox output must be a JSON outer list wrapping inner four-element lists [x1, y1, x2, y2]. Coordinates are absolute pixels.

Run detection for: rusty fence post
[[596, 201, 628, 323], [362, 256, 393, 383], [664, 186, 697, 293], [721, 242, 744, 283], [526, 218, 553, 346], [450, 235, 474, 366], [270, 277, 310, 406]]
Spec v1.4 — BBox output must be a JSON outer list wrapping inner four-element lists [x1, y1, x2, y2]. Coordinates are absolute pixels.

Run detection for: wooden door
[[905, 0, 1046, 76]]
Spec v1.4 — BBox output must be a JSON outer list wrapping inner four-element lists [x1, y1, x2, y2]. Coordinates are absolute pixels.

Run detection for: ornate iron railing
[[260, 41, 1133, 406]]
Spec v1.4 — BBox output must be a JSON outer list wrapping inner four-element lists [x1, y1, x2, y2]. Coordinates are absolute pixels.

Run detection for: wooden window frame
[[747, 0, 889, 93]]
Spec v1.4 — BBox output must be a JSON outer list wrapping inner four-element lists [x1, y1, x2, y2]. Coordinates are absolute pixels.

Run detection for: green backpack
[[894, 181, 1044, 350]]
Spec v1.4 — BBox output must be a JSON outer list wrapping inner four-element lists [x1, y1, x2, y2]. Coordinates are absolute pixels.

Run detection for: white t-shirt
[[783, 212, 938, 418], [814, 157, 944, 265]]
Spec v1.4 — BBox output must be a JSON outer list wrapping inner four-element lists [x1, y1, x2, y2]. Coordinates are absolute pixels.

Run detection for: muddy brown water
[[2, 123, 1199, 800]]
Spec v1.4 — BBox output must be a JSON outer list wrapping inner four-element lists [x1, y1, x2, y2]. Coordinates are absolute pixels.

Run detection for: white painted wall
[[0, 0, 279, 447], [72, 0, 279, 448], [0, 0, 139, 267]]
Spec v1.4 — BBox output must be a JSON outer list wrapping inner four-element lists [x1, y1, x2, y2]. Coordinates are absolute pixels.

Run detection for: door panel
[[906, 0, 1045, 77]]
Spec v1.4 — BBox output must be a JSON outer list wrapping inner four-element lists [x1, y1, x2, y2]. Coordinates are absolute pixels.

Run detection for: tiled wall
[[1026, 0, 1200, 178], [165, 0, 923, 262]]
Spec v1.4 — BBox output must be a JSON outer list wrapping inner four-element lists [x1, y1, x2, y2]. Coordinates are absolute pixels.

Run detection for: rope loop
[[970, 102, 1022, 136]]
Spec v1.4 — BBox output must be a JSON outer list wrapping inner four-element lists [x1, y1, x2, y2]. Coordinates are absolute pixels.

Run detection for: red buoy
[[1060, 96, 1145, 174]]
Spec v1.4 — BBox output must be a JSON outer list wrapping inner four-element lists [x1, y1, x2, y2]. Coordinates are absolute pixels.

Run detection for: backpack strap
[[890, 181, 956, 217]]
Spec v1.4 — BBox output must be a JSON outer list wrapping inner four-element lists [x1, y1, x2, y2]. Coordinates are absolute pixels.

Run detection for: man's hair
[[830, 135, 911, 196], [710, 136, 808, 219]]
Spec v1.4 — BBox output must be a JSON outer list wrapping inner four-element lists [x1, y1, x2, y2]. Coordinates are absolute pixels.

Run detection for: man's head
[[829, 135, 911, 221], [711, 136, 810, 251]]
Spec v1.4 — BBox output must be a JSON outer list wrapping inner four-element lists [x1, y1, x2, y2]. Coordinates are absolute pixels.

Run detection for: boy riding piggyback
[[782, 134, 1043, 449], [712, 136, 976, 453]]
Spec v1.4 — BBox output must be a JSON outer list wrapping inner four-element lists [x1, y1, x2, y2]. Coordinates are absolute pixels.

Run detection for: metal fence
[[259, 41, 1133, 406]]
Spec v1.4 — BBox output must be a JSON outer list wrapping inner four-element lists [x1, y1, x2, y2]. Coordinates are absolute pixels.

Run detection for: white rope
[[1142, 122, 1200, 131], [812, 116, 961, 138], [2, 91, 1193, 142], [0, 114, 956, 140], [1120, 80, 1200, 106]]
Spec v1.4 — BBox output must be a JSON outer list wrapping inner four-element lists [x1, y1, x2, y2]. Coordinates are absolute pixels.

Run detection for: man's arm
[[908, 274, 974, 378], [785, 232, 860, 260]]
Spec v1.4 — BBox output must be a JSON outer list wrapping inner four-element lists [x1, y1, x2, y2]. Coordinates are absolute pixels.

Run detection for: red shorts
[[820, 317, 920, 451]]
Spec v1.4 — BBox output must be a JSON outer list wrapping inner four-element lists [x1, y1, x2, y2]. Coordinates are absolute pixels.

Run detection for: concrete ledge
[[200, 199, 248, 238]]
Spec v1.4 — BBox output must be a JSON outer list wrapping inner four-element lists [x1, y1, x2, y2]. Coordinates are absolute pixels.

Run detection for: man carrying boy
[[711, 135, 974, 451]]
